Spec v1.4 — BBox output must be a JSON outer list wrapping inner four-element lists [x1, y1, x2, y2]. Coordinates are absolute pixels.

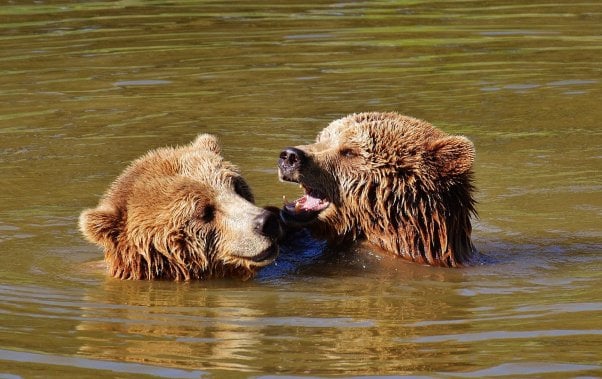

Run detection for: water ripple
[[0, 349, 204, 379], [408, 329, 602, 343], [445, 362, 601, 377]]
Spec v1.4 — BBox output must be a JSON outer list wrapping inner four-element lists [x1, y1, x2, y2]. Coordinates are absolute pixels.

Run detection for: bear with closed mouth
[[278, 112, 477, 267], [80, 134, 281, 280]]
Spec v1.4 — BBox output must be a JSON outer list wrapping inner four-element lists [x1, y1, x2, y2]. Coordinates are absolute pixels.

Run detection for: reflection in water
[[73, 267, 474, 375], [0, 0, 601, 377]]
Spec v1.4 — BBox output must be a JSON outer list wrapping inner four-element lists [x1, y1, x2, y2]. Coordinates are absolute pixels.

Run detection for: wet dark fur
[[281, 112, 477, 267]]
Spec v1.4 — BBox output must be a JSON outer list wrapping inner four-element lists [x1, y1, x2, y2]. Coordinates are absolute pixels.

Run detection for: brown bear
[[79, 134, 281, 280], [278, 112, 477, 267]]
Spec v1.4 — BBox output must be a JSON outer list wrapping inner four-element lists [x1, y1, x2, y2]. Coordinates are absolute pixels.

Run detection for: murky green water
[[1, 1, 601, 377]]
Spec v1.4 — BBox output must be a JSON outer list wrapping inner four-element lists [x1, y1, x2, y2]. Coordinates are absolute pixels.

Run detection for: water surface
[[0, 1, 601, 377]]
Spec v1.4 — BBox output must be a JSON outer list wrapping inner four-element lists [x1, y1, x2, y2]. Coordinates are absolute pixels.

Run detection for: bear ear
[[192, 134, 221, 154], [429, 135, 475, 176], [79, 206, 120, 248]]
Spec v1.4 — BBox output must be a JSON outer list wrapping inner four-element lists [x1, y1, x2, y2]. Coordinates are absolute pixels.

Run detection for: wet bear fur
[[278, 112, 477, 267], [80, 134, 281, 280]]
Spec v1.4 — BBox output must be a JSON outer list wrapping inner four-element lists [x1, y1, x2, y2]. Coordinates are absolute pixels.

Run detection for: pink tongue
[[298, 194, 327, 211]]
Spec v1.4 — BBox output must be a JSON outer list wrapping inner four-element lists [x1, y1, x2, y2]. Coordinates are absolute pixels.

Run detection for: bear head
[[278, 112, 477, 267], [80, 134, 281, 280]]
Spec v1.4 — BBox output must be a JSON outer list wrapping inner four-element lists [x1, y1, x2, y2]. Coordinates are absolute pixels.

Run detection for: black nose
[[254, 210, 282, 240], [279, 147, 306, 172]]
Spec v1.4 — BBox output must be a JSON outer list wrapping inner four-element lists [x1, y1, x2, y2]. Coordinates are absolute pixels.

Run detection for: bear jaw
[[215, 191, 281, 265]]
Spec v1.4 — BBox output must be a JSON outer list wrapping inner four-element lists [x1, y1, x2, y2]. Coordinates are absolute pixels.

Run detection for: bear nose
[[279, 147, 306, 171], [254, 210, 282, 240]]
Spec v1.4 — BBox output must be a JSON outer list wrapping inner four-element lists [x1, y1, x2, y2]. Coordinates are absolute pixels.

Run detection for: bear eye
[[233, 178, 254, 202], [340, 148, 359, 158], [199, 205, 215, 223]]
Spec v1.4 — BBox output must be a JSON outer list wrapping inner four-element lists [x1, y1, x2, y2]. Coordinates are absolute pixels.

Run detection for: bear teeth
[[282, 184, 330, 217]]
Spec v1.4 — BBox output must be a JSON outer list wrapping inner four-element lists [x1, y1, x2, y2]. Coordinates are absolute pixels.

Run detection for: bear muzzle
[[278, 147, 332, 227], [254, 210, 282, 241]]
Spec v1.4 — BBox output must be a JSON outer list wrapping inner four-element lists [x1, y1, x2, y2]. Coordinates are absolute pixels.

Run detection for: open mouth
[[281, 184, 330, 226]]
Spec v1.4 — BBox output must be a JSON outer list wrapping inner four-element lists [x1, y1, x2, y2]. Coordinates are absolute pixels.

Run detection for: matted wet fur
[[80, 134, 281, 280], [278, 112, 477, 267]]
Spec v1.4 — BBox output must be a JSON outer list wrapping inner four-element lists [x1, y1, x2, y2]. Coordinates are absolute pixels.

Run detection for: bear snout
[[278, 147, 306, 179], [254, 210, 282, 240]]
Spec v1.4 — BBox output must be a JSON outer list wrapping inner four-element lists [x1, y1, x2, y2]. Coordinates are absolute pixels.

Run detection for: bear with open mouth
[[278, 112, 477, 267]]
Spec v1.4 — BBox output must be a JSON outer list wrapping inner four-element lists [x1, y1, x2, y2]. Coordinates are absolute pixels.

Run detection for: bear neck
[[358, 174, 477, 267]]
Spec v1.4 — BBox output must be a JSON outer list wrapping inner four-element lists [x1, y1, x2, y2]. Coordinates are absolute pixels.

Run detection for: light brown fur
[[80, 134, 280, 280], [279, 112, 477, 267]]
